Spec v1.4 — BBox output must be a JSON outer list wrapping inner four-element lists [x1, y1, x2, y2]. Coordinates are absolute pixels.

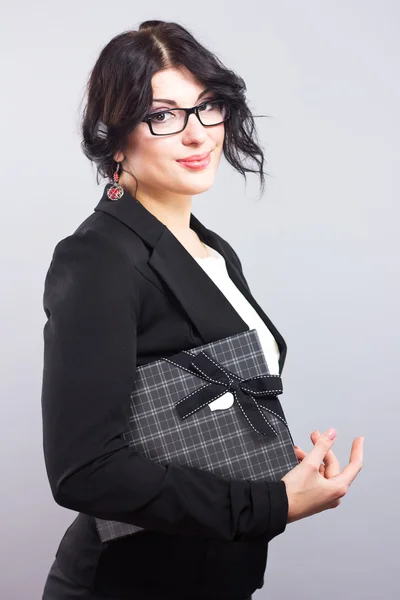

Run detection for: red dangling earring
[[107, 162, 124, 201]]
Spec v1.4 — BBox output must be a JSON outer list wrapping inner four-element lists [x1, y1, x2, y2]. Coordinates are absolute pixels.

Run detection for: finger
[[311, 430, 341, 477], [296, 442, 325, 476], [303, 428, 337, 468], [294, 446, 307, 461], [330, 437, 364, 488]]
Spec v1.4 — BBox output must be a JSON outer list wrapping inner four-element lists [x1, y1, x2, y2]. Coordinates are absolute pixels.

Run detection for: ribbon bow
[[164, 349, 287, 439]]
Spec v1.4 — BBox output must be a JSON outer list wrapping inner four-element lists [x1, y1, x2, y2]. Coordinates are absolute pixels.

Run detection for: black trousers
[[42, 559, 252, 600]]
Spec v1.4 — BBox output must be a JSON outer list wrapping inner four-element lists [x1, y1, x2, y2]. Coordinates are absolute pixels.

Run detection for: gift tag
[[209, 391, 235, 411]]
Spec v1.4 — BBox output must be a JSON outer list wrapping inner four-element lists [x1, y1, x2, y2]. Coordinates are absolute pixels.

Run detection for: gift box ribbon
[[164, 349, 288, 439]]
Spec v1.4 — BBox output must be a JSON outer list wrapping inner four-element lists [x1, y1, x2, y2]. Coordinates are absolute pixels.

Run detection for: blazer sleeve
[[41, 229, 289, 543]]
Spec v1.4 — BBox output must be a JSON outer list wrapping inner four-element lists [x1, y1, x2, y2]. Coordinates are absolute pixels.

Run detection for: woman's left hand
[[294, 429, 341, 478]]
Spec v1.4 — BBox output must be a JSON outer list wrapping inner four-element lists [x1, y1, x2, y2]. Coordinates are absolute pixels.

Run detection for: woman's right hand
[[281, 429, 364, 524]]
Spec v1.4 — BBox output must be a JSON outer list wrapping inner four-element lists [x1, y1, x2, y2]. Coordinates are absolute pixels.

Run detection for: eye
[[148, 110, 177, 123], [198, 99, 217, 111]]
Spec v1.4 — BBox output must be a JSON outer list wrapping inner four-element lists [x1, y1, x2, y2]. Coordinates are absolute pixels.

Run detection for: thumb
[[304, 428, 337, 467]]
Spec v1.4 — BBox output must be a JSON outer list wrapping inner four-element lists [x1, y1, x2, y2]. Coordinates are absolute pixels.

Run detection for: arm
[[41, 230, 288, 542]]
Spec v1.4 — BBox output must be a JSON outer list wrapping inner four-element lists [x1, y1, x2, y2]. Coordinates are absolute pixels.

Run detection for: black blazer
[[41, 183, 289, 600]]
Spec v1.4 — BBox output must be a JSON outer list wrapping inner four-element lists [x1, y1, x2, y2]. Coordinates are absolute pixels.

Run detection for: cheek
[[128, 140, 174, 176], [126, 126, 172, 168], [211, 125, 226, 151]]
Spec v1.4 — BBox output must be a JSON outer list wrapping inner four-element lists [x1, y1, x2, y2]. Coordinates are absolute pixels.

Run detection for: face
[[114, 66, 226, 203]]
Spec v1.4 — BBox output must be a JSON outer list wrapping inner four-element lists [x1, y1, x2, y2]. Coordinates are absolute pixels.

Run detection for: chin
[[178, 171, 217, 193], [178, 179, 215, 196]]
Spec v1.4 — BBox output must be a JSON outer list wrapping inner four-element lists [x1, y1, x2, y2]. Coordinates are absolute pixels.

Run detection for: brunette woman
[[41, 20, 363, 600]]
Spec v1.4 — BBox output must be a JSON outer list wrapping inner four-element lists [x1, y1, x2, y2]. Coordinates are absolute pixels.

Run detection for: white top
[[193, 243, 280, 411]]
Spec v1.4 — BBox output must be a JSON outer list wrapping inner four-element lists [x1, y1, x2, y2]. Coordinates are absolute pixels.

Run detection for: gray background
[[1, 1, 398, 598]]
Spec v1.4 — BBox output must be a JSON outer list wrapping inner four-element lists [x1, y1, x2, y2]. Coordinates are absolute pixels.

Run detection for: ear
[[113, 151, 124, 163]]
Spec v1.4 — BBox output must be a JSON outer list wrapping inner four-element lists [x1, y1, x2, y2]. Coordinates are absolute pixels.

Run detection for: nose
[[183, 111, 208, 140]]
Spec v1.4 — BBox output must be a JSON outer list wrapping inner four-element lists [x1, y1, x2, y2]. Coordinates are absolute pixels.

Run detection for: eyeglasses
[[142, 99, 230, 136]]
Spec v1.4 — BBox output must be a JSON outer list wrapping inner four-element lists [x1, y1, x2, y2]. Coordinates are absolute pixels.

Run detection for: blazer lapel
[[94, 184, 287, 373], [192, 216, 287, 372]]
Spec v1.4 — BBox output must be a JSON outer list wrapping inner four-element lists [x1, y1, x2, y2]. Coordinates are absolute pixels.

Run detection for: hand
[[294, 429, 341, 478], [281, 429, 364, 524]]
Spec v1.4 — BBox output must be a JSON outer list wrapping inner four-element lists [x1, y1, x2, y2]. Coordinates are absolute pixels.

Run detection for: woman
[[41, 20, 363, 600]]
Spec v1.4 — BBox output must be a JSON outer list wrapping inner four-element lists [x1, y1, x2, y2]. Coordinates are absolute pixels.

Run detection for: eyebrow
[[151, 88, 213, 107]]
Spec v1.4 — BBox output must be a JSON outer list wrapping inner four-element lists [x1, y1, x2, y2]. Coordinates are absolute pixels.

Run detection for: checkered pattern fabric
[[95, 328, 298, 542]]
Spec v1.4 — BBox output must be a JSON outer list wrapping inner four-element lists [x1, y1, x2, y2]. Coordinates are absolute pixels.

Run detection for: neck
[[138, 193, 192, 234], [120, 174, 193, 233]]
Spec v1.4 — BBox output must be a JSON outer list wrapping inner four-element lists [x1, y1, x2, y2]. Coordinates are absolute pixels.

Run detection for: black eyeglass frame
[[142, 99, 230, 136]]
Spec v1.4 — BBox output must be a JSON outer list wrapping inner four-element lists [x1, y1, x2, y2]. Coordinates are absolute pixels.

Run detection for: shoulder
[[47, 204, 145, 278], [48, 228, 128, 278], [43, 226, 141, 318]]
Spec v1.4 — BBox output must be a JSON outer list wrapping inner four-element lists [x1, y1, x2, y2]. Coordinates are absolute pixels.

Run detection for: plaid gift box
[[95, 328, 298, 542]]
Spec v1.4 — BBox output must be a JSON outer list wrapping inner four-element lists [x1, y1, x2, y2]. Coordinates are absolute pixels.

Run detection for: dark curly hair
[[80, 20, 270, 198]]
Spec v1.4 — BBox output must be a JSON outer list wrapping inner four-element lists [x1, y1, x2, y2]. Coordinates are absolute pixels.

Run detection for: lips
[[177, 151, 211, 163]]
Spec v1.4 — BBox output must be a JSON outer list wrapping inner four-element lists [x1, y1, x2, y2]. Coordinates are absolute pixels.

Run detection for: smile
[[176, 153, 211, 170]]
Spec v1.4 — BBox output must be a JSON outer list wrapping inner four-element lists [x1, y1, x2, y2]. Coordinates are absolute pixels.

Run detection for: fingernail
[[294, 445, 299, 449], [323, 428, 337, 440]]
